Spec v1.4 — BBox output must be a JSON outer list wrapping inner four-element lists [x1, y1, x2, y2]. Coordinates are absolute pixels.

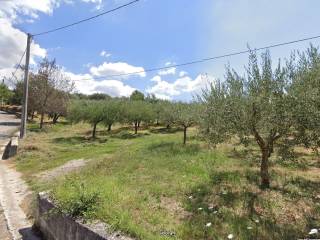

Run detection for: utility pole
[[20, 33, 32, 139]]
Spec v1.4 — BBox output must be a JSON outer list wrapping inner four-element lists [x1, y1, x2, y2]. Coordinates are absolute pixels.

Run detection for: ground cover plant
[[14, 121, 320, 240], [12, 46, 320, 239]]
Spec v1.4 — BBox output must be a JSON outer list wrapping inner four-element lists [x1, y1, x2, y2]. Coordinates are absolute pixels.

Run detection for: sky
[[1, 0, 320, 101]]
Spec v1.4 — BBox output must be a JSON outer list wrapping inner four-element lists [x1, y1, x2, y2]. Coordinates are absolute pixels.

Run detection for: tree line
[[68, 45, 320, 189], [68, 95, 199, 144], [2, 45, 320, 190]]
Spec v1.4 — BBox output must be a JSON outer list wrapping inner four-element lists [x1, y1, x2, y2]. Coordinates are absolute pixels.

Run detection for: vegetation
[[9, 46, 320, 239], [15, 122, 320, 240], [200, 47, 320, 189], [172, 102, 199, 144], [0, 81, 13, 104]]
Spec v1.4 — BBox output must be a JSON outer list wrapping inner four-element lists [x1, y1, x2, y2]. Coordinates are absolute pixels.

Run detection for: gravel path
[[0, 111, 41, 240]]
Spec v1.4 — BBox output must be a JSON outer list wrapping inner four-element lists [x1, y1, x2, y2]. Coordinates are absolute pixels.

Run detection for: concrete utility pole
[[20, 33, 32, 139]]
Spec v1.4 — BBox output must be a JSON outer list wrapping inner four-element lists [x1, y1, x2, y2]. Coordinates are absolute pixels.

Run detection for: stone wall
[[34, 192, 133, 240], [2, 135, 19, 160]]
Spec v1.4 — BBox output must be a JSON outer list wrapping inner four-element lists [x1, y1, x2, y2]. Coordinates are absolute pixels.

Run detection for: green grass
[[14, 122, 320, 240]]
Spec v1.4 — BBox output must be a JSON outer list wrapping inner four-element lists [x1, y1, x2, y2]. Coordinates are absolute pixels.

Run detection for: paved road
[[0, 111, 41, 240], [0, 111, 20, 149], [0, 111, 20, 240]]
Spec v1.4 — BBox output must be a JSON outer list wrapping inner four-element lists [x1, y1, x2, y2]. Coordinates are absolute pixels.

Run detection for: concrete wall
[[2, 136, 19, 160], [35, 192, 133, 240]]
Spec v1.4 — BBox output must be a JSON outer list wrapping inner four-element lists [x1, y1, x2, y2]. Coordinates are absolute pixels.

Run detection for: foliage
[[0, 82, 13, 104], [16, 122, 320, 240], [172, 102, 199, 144], [88, 93, 111, 101], [123, 100, 154, 133], [201, 50, 293, 188], [130, 90, 145, 101], [68, 100, 105, 138], [52, 181, 100, 220], [158, 100, 176, 128], [102, 99, 123, 131], [289, 45, 320, 158], [11, 59, 74, 126]]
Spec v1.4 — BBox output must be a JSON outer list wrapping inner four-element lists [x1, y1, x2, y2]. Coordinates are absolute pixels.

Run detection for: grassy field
[[14, 121, 320, 240]]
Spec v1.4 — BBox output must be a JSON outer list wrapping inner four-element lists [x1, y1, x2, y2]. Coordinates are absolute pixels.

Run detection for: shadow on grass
[[147, 142, 200, 156], [271, 176, 320, 200], [110, 131, 149, 140], [52, 136, 108, 145], [149, 127, 182, 134], [180, 169, 316, 239]]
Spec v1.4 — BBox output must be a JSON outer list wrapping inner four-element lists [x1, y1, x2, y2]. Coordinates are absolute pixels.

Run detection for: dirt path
[[36, 159, 88, 181], [0, 111, 40, 240]]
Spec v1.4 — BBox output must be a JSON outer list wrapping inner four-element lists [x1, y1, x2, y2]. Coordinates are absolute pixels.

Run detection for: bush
[[52, 181, 100, 220]]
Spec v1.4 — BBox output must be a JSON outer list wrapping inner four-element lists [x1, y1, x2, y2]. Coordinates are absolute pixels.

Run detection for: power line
[[68, 34, 320, 81], [6, 48, 27, 84], [32, 0, 140, 37]]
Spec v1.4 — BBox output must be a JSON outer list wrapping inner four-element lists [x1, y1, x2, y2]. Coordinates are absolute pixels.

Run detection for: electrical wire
[[32, 0, 140, 37], [6, 48, 27, 84], [68, 34, 320, 81]]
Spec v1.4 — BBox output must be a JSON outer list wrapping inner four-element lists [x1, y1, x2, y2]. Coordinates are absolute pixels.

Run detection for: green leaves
[[0, 83, 13, 104]]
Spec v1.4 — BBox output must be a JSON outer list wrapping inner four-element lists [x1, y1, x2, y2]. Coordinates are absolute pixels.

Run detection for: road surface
[[0, 111, 41, 240], [0, 111, 20, 239]]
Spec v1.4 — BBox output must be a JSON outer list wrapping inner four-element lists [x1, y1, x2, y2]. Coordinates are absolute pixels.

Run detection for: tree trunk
[[31, 111, 35, 120], [183, 126, 187, 145], [166, 124, 170, 129], [40, 112, 45, 129], [92, 122, 98, 139], [260, 148, 270, 189], [107, 124, 112, 132], [52, 113, 60, 124], [138, 121, 140, 128], [134, 121, 138, 134]]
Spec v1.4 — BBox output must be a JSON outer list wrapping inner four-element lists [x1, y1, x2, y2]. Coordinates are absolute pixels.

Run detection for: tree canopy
[[201, 50, 294, 188]]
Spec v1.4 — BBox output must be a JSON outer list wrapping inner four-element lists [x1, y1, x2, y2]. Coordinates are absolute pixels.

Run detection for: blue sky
[[1, 0, 320, 100]]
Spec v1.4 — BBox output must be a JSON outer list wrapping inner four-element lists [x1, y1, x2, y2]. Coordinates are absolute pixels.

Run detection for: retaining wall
[[35, 192, 133, 240], [1, 135, 19, 160]]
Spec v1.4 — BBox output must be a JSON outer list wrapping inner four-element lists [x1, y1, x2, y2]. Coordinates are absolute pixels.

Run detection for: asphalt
[[0, 111, 20, 240], [0, 111, 41, 240]]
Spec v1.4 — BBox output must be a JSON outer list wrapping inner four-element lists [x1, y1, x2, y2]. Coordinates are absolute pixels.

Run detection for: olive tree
[[102, 99, 122, 131], [172, 102, 199, 145], [130, 90, 144, 101], [159, 101, 176, 129], [202, 50, 293, 189], [124, 100, 154, 134], [0, 82, 13, 105], [289, 46, 320, 158], [68, 100, 104, 138]]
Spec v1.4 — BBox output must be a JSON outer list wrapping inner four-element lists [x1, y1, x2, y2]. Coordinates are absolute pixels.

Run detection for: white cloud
[[158, 61, 176, 76], [0, 19, 47, 86], [81, 0, 104, 10], [153, 93, 172, 101], [90, 62, 146, 78], [146, 76, 180, 97], [158, 67, 176, 76], [0, 18, 46, 73], [0, 0, 60, 82], [0, 67, 24, 88], [100, 50, 111, 58], [151, 75, 161, 82], [179, 71, 188, 77], [0, 0, 66, 23], [64, 71, 135, 97], [146, 74, 215, 99]]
